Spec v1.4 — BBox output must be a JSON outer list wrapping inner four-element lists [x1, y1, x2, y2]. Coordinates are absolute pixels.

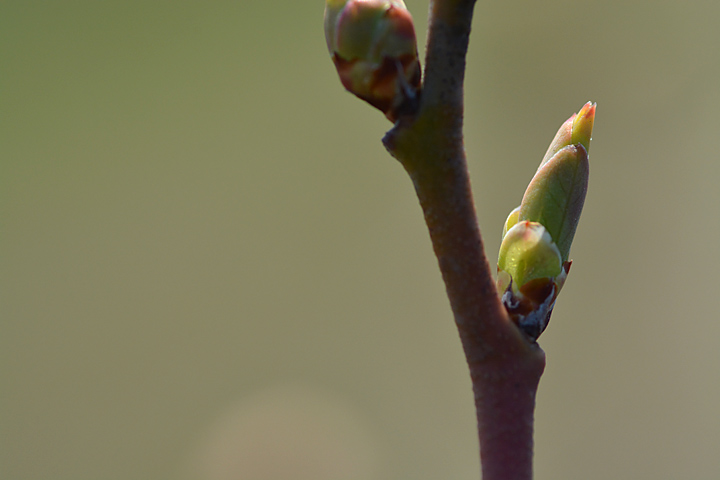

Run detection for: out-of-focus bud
[[324, 0, 421, 122], [498, 103, 595, 339]]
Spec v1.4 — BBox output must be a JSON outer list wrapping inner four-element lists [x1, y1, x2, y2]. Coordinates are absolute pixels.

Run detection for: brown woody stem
[[382, 1, 545, 478]]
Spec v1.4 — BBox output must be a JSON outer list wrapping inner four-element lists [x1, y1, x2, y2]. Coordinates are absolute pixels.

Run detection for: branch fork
[[324, 1, 595, 478]]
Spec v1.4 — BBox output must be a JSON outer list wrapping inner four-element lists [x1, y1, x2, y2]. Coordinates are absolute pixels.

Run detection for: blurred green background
[[3, 1, 719, 479]]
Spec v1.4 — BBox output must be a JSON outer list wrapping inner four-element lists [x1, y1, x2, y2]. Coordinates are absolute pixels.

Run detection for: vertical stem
[[472, 351, 545, 480], [386, 120, 545, 479], [383, 1, 546, 479]]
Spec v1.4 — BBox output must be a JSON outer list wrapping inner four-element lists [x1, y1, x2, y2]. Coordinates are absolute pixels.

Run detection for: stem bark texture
[[382, 1, 546, 478]]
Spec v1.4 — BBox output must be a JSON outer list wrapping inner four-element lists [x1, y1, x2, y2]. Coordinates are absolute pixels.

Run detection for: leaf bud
[[324, 0, 421, 122], [497, 103, 596, 339]]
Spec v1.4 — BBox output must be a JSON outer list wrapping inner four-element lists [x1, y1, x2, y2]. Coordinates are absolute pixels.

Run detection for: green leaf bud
[[324, 0, 421, 122], [497, 103, 595, 339]]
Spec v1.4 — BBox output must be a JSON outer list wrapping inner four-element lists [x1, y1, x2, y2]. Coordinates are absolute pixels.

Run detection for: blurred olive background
[[3, 1, 719, 479]]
